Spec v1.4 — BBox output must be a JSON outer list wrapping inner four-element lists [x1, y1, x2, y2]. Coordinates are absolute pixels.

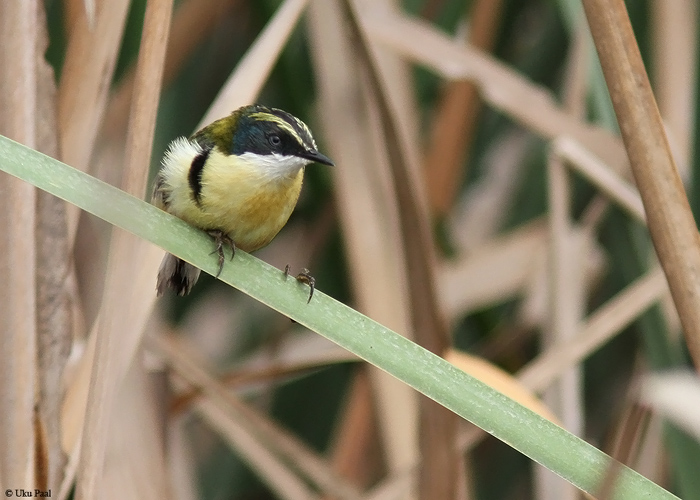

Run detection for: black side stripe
[[188, 146, 211, 206]]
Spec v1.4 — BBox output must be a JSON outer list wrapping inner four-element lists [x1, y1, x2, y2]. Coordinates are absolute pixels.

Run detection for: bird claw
[[207, 230, 236, 278], [284, 265, 315, 303]]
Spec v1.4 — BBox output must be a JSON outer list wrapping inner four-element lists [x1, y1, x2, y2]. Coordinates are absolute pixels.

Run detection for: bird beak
[[299, 149, 334, 166]]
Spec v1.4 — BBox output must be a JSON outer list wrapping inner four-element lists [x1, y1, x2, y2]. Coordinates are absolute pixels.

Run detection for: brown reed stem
[[583, 0, 700, 370]]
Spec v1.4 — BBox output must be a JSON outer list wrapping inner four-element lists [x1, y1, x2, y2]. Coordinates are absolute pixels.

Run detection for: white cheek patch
[[162, 137, 202, 173], [238, 152, 309, 179]]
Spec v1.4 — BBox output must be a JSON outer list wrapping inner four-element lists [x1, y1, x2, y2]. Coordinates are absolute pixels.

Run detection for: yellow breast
[[158, 142, 304, 253]]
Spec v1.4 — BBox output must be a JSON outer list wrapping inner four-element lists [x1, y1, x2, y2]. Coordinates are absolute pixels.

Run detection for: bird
[[151, 104, 334, 299]]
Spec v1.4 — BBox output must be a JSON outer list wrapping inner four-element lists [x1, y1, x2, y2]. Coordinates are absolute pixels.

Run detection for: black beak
[[299, 149, 334, 166]]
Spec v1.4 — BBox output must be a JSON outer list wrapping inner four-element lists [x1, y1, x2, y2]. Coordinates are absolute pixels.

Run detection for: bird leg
[[284, 265, 315, 303], [207, 229, 236, 278]]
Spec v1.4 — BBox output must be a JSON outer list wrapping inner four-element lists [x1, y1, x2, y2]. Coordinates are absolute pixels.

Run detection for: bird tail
[[156, 253, 201, 296]]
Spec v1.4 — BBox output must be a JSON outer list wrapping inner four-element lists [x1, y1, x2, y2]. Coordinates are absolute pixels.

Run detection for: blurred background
[[2, 0, 700, 499]]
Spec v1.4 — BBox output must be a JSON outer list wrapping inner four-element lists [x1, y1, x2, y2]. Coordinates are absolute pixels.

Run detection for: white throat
[[238, 152, 308, 180]]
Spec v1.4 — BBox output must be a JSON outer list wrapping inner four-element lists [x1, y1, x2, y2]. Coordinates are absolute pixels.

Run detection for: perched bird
[[152, 104, 333, 298]]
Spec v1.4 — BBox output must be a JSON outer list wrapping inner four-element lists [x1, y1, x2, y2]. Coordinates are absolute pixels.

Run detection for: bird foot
[[284, 265, 315, 303], [207, 230, 236, 278]]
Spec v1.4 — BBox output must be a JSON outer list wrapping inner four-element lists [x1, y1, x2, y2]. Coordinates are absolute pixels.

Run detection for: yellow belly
[[160, 146, 304, 253]]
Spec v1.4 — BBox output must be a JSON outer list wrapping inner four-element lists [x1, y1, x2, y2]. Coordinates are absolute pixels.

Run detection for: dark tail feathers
[[156, 253, 201, 296]]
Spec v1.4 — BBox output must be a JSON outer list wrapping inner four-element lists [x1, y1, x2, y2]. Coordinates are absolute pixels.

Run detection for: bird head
[[192, 105, 334, 171]]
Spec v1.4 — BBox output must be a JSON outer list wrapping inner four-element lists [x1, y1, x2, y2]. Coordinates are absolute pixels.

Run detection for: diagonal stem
[[583, 0, 700, 371]]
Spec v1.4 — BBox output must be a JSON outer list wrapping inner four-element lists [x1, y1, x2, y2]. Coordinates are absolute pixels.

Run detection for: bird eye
[[268, 134, 281, 147]]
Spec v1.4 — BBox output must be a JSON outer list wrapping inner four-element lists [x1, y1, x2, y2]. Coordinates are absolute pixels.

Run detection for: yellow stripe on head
[[249, 108, 317, 150], [191, 104, 321, 160]]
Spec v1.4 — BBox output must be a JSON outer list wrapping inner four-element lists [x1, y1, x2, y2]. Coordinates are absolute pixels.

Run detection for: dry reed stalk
[[102, 361, 170, 499], [640, 372, 700, 441], [537, 31, 589, 500], [102, 0, 239, 139], [651, 0, 697, 173], [149, 333, 364, 500], [82, 0, 95, 28], [198, 0, 311, 128], [75, 0, 173, 497], [172, 330, 358, 411], [57, 0, 130, 239], [367, 11, 627, 169], [167, 414, 199, 500], [553, 137, 645, 222], [0, 0, 42, 489], [441, 217, 605, 328], [424, 0, 504, 216], [347, 4, 457, 498], [449, 130, 531, 252], [605, 374, 651, 466], [596, 402, 650, 499], [440, 220, 547, 317], [217, 333, 356, 381], [583, 0, 700, 370], [364, 473, 414, 500], [58, 333, 96, 499], [177, 284, 263, 367], [629, 413, 665, 486], [307, 0, 419, 486], [363, 1, 422, 188], [34, 11, 71, 491], [518, 228, 605, 330], [58, 0, 129, 170], [73, 241, 168, 500], [122, 0, 174, 195], [204, 392, 362, 499], [350, 0, 446, 343], [196, 397, 321, 500], [327, 368, 384, 493], [63, 0, 87, 33], [518, 267, 668, 393], [554, 132, 687, 361]]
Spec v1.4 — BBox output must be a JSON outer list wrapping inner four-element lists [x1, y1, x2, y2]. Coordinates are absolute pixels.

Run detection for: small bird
[[152, 104, 333, 299]]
